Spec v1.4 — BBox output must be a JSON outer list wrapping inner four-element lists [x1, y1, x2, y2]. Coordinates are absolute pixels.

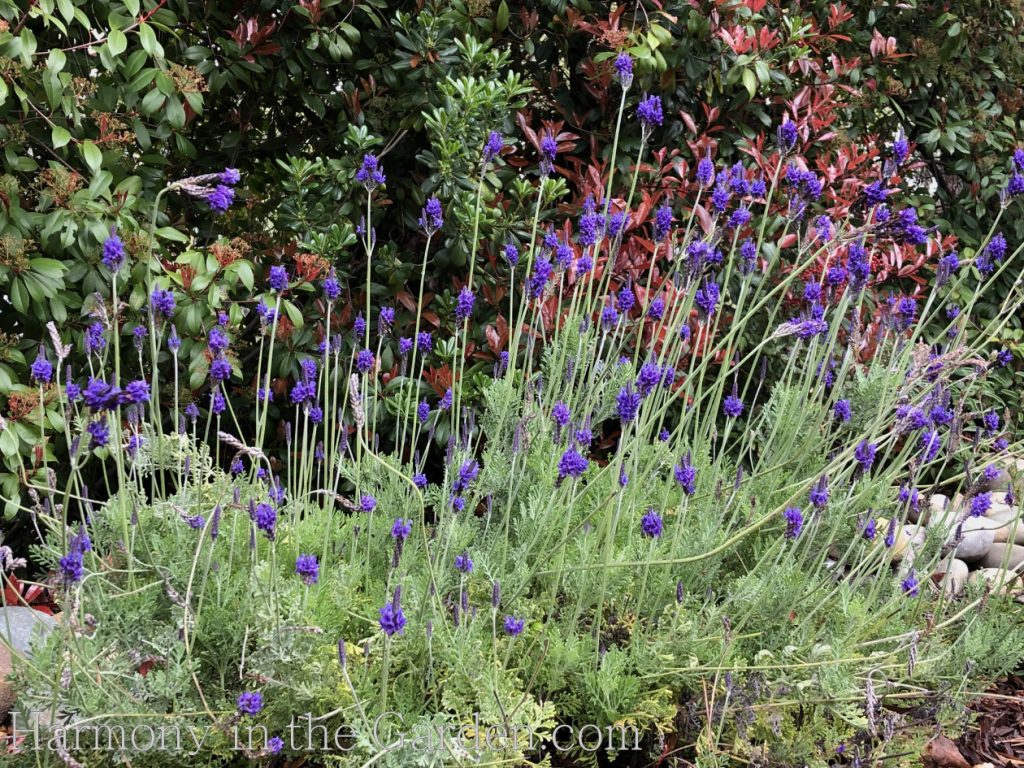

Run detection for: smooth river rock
[[954, 526, 995, 562], [968, 567, 1023, 594], [933, 557, 969, 597], [988, 507, 1024, 544], [978, 542, 1024, 571]]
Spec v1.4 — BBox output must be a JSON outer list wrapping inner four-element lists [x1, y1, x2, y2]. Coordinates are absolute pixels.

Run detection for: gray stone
[[0, 607, 58, 718], [988, 507, 1024, 544], [968, 567, 1023, 594], [934, 557, 969, 597], [978, 542, 1024, 571], [954, 526, 995, 562]]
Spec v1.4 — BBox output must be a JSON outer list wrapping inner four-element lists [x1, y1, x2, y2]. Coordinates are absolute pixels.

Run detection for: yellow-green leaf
[[742, 68, 757, 99], [51, 126, 72, 148], [80, 140, 103, 174], [108, 27, 128, 56]]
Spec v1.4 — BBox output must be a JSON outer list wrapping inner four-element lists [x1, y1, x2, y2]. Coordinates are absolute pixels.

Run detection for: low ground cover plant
[[3, 60, 1024, 767]]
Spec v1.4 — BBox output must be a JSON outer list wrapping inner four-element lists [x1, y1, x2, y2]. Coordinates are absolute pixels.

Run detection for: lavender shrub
[[6, 66, 1024, 766]]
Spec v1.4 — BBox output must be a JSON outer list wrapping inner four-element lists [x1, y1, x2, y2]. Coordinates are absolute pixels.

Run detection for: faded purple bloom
[[854, 440, 877, 474], [455, 552, 473, 573]]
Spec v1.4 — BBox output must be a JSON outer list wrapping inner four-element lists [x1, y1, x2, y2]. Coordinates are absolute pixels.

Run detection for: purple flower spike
[[379, 600, 406, 636], [723, 394, 744, 419], [268, 265, 288, 292], [854, 440, 877, 474], [778, 120, 798, 150], [295, 554, 319, 585], [102, 231, 126, 272], [419, 196, 444, 234], [640, 509, 664, 538], [483, 131, 505, 163], [207, 185, 235, 214], [355, 154, 386, 190], [455, 285, 475, 323], [30, 349, 53, 384], [557, 448, 588, 485], [783, 506, 804, 539], [539, 134, 559, 176], [637, 94, 663, 134], [237, 691, 263, 715], [503, 615, 525, 636], [614, 51, 633, 87]]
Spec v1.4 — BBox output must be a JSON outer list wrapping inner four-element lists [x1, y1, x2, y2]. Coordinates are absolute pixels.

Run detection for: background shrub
[[1, 0, 1022, 532]]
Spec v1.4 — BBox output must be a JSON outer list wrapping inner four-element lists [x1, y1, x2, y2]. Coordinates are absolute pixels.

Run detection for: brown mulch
[[956, 674, 1024, 766]]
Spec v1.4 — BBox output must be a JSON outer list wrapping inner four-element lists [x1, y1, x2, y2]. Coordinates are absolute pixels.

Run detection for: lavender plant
[[5, 65, 1024, 767]]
